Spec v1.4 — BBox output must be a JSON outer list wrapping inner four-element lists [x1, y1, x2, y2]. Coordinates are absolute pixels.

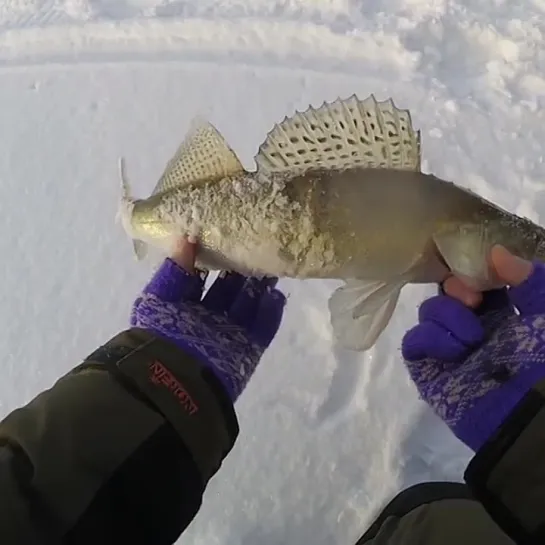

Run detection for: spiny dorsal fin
[[254, 94, 421, 176], [151, 117, 245, 195]]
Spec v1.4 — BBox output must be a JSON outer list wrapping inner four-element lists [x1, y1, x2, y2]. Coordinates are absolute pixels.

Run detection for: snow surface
[[1, 0, 545, 542]]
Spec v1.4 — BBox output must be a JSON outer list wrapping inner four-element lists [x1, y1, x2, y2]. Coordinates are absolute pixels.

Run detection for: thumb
[[491, 244, 545, 316], [170, 235, 198, 274], [489, 245, 533, 287]]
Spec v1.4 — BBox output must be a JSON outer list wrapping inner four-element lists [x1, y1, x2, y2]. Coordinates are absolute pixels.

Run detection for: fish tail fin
[[328, 278, 406, 351], [116, 157, 148, 261]]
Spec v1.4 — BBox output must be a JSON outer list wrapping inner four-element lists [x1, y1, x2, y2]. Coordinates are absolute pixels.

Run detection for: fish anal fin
[[433, 224, 493, 290], [152, 117, 245, 195], [255, 94, 421, 177], [328, 277, 407, 351]]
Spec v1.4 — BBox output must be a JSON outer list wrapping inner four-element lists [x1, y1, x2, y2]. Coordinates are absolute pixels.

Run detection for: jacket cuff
[[464, 378, 545, 543], [84, 328, 239, 483], [0, 328, 238, 539]]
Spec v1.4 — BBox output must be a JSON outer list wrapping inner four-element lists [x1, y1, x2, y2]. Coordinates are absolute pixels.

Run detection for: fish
[[117, 94, 545, 352]]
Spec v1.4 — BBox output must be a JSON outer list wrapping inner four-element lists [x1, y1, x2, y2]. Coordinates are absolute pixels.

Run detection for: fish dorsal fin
[[151, 117, 245, 195], [254, 94, 421, 176]]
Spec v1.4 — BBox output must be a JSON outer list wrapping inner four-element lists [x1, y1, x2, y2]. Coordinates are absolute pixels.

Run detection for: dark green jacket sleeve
[[0, 328, 239, 545], [465, 377, 545, 544]]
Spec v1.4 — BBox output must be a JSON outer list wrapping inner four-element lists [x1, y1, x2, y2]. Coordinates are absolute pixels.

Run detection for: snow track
[[0, 15, 415, 76]]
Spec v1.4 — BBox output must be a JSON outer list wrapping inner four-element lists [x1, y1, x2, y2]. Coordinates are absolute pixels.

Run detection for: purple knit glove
[[401, 261, 545, 452], [130, 258, 286, 402]]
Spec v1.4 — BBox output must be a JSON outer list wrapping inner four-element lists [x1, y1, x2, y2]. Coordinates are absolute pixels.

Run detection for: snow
[[1, 0, 544, 542]]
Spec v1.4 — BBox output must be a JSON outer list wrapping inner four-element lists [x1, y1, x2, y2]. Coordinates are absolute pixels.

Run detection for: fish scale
[[117, 94, 545, 352]]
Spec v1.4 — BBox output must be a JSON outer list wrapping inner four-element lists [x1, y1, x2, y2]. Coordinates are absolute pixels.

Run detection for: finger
[[201, 271, 247, 313], [170, 236, 197, 274], [507, 261, 545, 316], [442, 276, 513, 334], [141, 255, 207, 304], [228, 277, 280, 329], [442, 276, 483, 307], [440, 244, 532, 304], [489, 245, 533, 287], [402, 321, 469, 362], [249, 288, 287, 347], [489, 245, 545, 316], [419, 296, 484, 347]]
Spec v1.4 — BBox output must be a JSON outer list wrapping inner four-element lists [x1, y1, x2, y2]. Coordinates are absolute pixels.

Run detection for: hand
[[130, 237, 286, 402], [169, 234, 199, 274], [401, 245, 545, 452]]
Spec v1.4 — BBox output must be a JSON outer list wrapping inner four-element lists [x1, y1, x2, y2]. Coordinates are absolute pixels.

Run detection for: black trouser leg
[[356, 482, 473, 544]]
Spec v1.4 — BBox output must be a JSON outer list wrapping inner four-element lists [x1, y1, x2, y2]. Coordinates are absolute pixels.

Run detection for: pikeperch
[[117, 94, 545, 351]]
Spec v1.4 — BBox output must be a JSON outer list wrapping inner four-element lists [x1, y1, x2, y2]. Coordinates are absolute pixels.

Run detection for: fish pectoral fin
[[328, 278, 406, 351], [433, 224, 492, 289], [133, 239, 148, 261], [151, 117, 245, 196], [255, 94, 421, 177]]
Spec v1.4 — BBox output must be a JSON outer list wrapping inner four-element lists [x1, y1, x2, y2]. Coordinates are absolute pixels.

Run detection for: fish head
[[116, 193, 139, 240], [127, 192, 194, 258]]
